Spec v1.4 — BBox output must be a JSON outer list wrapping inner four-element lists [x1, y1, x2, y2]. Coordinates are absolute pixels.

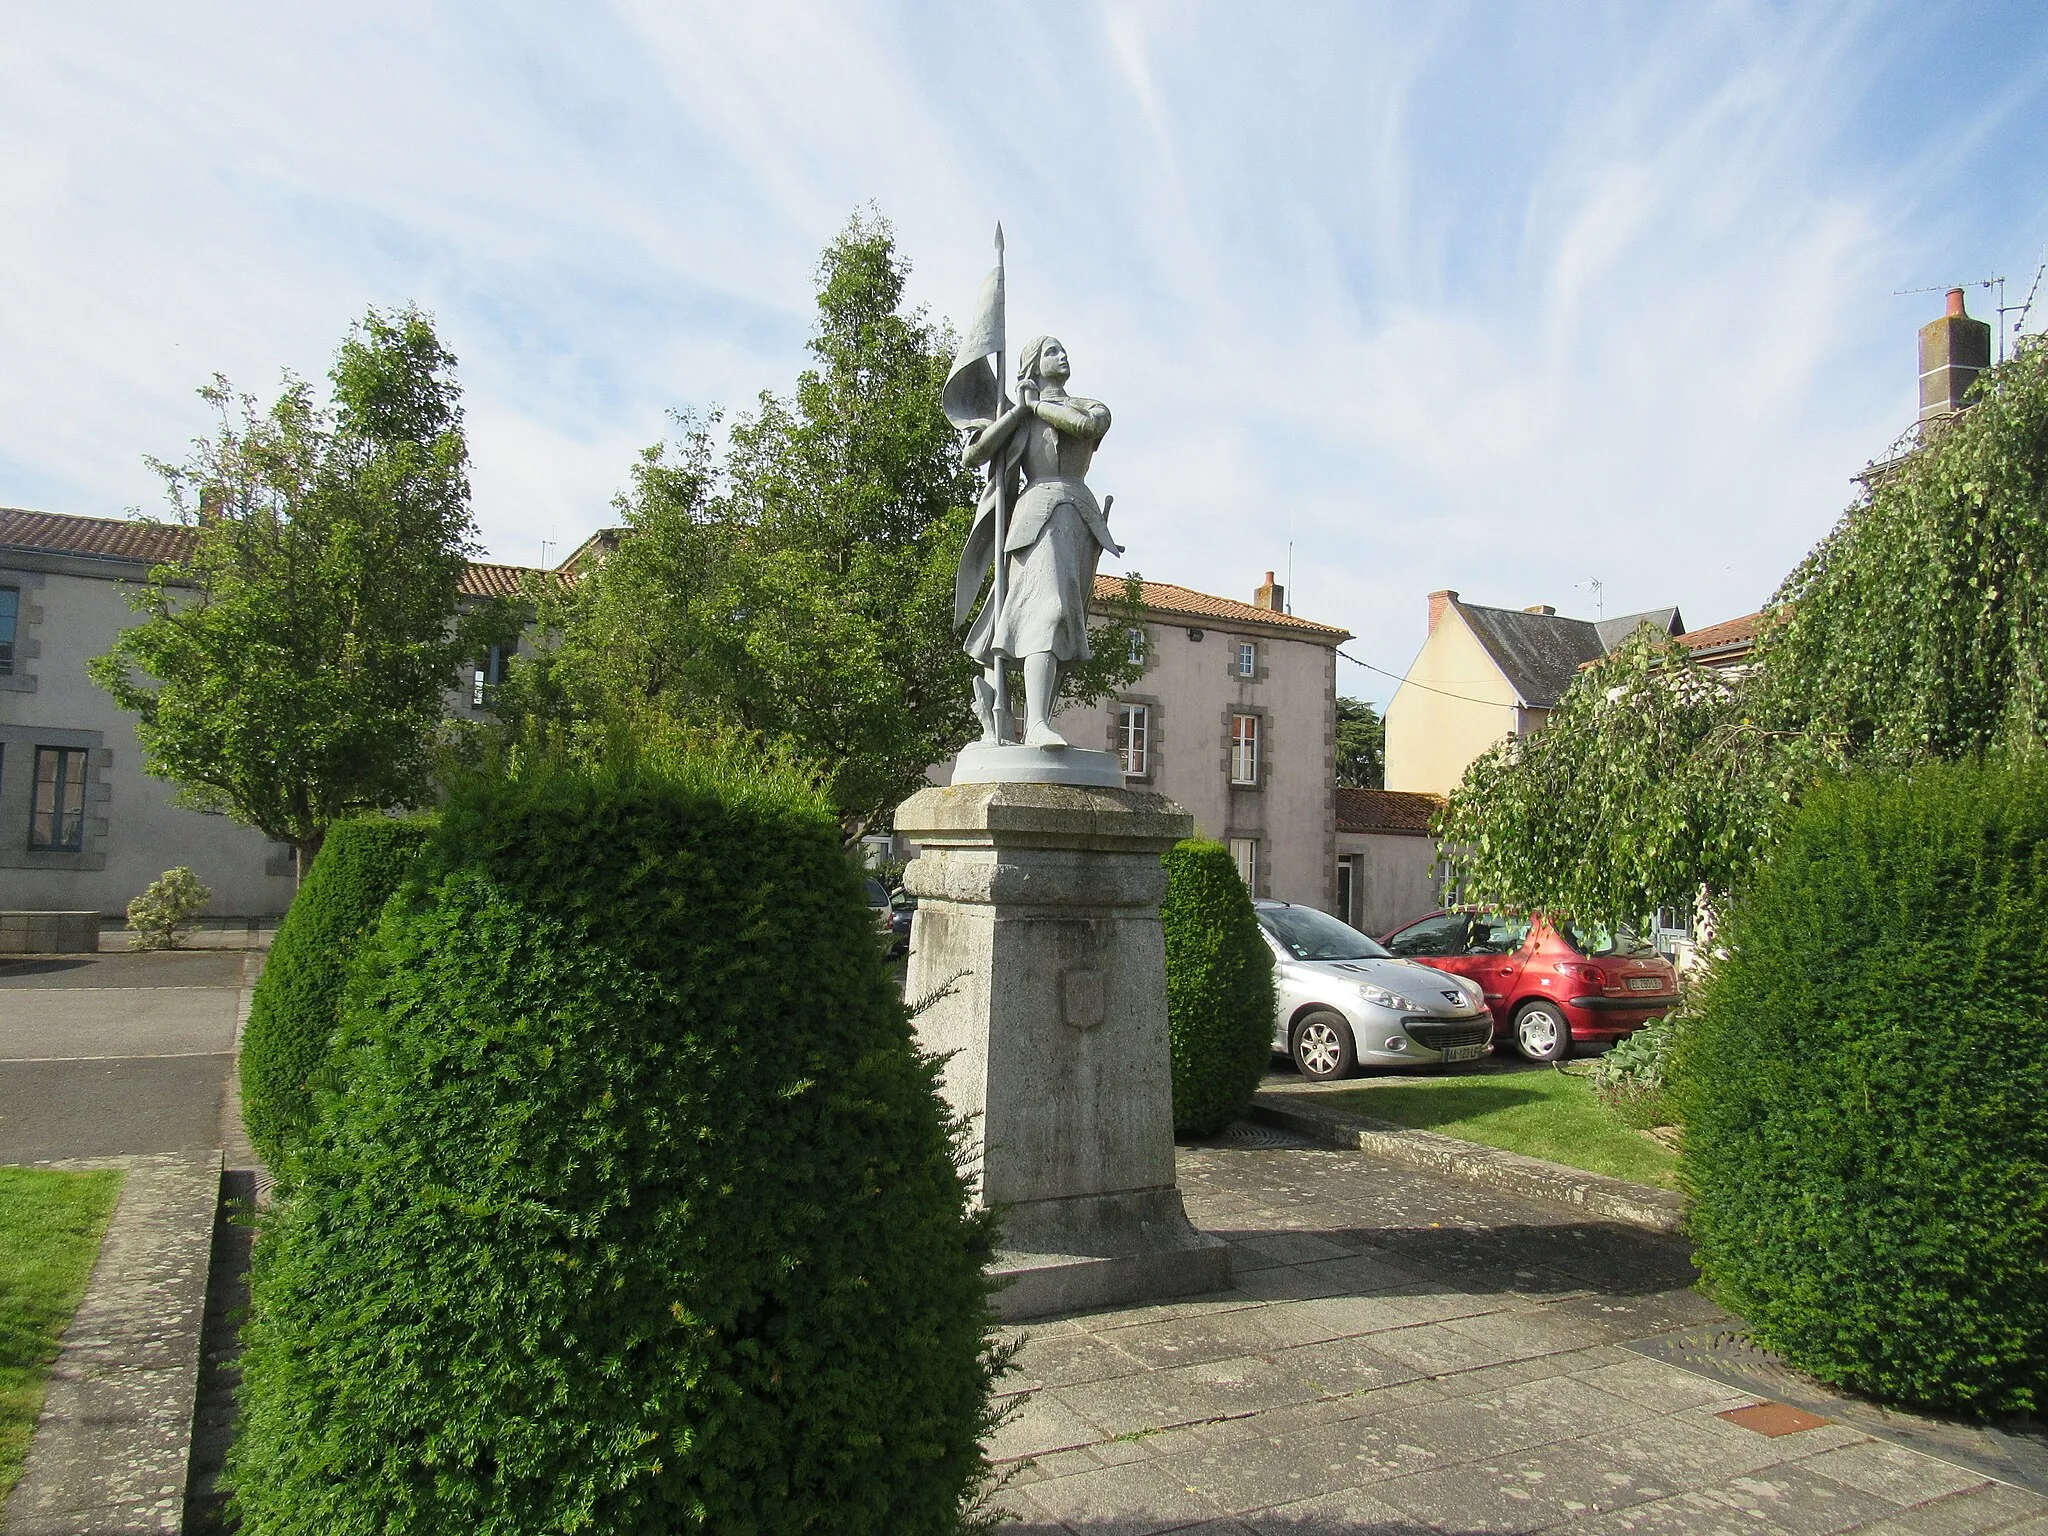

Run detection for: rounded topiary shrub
[[1677, 758, 2048, 1414], [1161, 839, 1276, 1136], [227, 748, 1003, 1535], [239, 816, 432, 1170]]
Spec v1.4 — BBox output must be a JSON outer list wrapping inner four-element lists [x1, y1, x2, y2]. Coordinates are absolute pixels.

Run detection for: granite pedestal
[[896, 779, 1230, 1320]]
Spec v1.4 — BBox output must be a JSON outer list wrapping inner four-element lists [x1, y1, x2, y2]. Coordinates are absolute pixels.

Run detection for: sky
[[5, 3, 2047, 708]]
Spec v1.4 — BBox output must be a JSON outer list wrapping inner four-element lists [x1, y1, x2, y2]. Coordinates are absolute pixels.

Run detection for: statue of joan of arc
[[943, 232, 1122, 748]]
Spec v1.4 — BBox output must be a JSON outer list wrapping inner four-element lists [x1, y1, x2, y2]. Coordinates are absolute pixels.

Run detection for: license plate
[[1626, 976, 1660, 992], [1442, 1043, 1486, 1062]]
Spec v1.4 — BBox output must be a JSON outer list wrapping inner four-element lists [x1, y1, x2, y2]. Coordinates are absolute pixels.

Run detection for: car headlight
[[1358, 983, 1422, 1012]]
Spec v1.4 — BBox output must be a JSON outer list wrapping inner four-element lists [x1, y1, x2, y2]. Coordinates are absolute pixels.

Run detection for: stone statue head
[[1016, 335, 1071, 388]]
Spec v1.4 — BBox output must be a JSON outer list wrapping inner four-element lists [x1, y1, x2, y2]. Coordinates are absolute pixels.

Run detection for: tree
[[516, 213, 1143, 837], [1334, 696, 1385, 789], [91, 308, 476, 877], [1438, 336, 2048, 925]]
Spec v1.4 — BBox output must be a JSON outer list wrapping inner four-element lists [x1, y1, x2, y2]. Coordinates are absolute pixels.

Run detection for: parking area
[[0, 951, 252, 1164]]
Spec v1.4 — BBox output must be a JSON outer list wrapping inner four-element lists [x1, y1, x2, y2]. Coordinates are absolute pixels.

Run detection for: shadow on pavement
[[0, 956, 96, 981]]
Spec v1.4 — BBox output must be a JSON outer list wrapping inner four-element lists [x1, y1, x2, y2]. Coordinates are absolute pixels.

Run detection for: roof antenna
[[2014, 247, 2048, 342], [1898, 276, 2011, 361], [1578, 576, 1605, 619], [541, 539, 556, 568]]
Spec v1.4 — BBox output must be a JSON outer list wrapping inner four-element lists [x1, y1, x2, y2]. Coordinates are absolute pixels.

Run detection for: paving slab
[[987, 1138, 2048, 1534], [3, 1150, 222, 1536]]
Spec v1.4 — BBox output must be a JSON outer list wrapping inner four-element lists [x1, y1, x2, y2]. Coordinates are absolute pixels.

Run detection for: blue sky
[[4, 3, 2046, 707]]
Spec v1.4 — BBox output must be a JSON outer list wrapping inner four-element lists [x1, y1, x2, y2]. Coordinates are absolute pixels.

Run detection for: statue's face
[[1038, 339, 1071, 385]]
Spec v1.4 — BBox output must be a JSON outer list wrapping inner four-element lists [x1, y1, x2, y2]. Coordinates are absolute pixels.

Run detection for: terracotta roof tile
[[1093, 574, 1349, 642], [1, 507, 555, 599], [1677, 610, 1764, 656], [1336, 786, 1443, 835], [0, 507, 197, 563]]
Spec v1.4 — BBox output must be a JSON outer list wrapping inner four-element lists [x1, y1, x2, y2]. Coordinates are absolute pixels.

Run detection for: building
[[1333, 787, 1443, 936], [0, 507, 541, 917], [1383, 591, 1683, 797], [921, 571, 1351, 911]]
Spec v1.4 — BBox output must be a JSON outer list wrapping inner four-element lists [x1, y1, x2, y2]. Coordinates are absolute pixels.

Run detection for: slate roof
[[1335, 787, 1443, 836], [1093, 574, 1350, 643], [1455, 599, 1684, 708], [0, 507, 550, 600]]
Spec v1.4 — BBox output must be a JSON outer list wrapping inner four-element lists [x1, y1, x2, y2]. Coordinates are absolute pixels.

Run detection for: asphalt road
[[0, 950, 250, 1163]]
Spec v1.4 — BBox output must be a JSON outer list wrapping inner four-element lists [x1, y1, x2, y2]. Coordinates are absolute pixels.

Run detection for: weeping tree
[[1439, 335, 2048, 924], [509, 213, 1143, 840]]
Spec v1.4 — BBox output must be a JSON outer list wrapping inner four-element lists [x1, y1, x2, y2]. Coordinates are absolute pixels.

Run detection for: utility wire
[[1336, 647, 1504, 707]]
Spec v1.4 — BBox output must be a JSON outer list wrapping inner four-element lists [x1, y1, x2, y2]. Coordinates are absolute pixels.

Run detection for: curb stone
[[3, 1149, 223, 1535], [1246, 1089, 1686, 1234]]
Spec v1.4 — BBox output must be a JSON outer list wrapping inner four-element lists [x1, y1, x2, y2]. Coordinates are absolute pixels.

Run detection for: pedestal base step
[[990, 1232, 1233, 1322]]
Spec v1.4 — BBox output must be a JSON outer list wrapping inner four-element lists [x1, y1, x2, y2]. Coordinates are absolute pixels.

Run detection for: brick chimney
[[1428, 589, 1458, 630], [1253, 570, 1284, 611], [197, 485, 223, 524], [1919, 287, 1992, 422]]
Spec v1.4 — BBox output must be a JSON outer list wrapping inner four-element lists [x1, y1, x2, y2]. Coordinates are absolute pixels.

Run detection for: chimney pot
[[1947, 287, 1967, 318], [1428, 589, 1458, 631]]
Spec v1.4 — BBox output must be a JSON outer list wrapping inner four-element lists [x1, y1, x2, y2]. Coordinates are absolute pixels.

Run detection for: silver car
[[1255, 900, 1493, 1080]]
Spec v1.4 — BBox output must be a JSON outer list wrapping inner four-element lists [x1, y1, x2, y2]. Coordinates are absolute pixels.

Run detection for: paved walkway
[[987, 1136, 2048, 1534], [0, 947, 260, 1535]]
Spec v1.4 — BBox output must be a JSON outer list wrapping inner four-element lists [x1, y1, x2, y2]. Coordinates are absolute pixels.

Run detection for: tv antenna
[[540, 539, 556, 568], [1577, 576, 1605, 619], [1896, 276, 2018, 361], [2013, 247, 2048, 342]]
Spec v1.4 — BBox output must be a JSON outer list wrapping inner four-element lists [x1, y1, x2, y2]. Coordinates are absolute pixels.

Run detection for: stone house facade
[[0, 507, 536, 917]]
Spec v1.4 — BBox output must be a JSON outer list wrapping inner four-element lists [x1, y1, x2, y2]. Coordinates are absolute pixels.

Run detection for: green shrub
[[228, 747, 1004, 1535], [239, 817, 432, 1171], [1677, 758, 2048, 1414], [1586, 1007, 1686, 1129], [1162, 839, 1276, 1136], [126, 866, 210, 950]]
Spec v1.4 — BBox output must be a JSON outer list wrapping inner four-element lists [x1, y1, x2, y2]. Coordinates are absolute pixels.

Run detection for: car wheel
[[1292, 1010, 1357, 1080], [1513, 1001, 1571, 1062]]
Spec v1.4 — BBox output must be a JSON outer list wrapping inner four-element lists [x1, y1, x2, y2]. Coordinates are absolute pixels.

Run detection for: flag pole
[[990, 223, 1011, 737]]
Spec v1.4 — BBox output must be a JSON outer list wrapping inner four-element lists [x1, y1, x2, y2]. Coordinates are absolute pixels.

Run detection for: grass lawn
[[0, 1167, 123, 1502], [1316, 1061, 1680, 1189]]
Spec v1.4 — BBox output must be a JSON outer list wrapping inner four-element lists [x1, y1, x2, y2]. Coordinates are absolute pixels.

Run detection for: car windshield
[[863, 877, 890, 907], [1560, 919, 1658, 958], [1259, 906, 1391, 961]]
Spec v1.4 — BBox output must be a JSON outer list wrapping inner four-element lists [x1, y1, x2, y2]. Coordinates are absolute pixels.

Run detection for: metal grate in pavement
[[1627, 1326, 2048, 1496]]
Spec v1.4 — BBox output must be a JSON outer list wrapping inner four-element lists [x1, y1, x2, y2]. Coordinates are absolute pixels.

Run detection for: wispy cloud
[[3, 2, 2045, 699]]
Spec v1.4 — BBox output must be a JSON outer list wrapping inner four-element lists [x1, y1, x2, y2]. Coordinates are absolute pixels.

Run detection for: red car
[[1378, 909, 1680, 1062]]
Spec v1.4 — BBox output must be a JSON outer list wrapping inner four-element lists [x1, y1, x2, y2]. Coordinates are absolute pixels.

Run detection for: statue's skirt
[[967, 500, 1101, 667]]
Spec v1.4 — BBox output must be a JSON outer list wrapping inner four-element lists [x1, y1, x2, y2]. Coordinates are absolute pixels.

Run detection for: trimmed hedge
[[227, 748, 1003, 1534], [1677, 759, 2048, 1414], [240, 817, 432, 1169], [1162, 839, 1276, 1136]]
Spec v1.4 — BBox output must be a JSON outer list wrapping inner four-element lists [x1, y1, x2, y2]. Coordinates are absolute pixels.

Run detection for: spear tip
[[994, 221, 1005, 253]]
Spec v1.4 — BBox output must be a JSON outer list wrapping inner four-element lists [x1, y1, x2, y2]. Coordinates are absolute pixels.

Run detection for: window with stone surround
[[30, 746, 89, 852], [1229, 837, 1258, 892], [0, 587, 16, 676], [1230, 712, 1260, 784], [1117, 702, 1149, 777], [1237, 640, 1256, 677]]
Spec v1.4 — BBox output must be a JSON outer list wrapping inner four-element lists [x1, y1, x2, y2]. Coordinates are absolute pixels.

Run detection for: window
[[30, 746, 89, 852], [1126, 627, 1146, 665], [1237, 640, 1256, 677], [1259, 904, 1389, 961], [472, 643, 509, 708], [0, 587, 17, 675], [1465, 913, 1532, 955], [1230, 713, 1259, 784], [1336, 854, 1358, 927], [1229, 836, 1258, 892], [1116, 703, 1149, 777], [1384, 912, 1467, 958]]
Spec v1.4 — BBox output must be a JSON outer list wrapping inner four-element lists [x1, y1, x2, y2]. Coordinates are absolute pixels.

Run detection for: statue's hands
[[1015, 380, 1039, 408]]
